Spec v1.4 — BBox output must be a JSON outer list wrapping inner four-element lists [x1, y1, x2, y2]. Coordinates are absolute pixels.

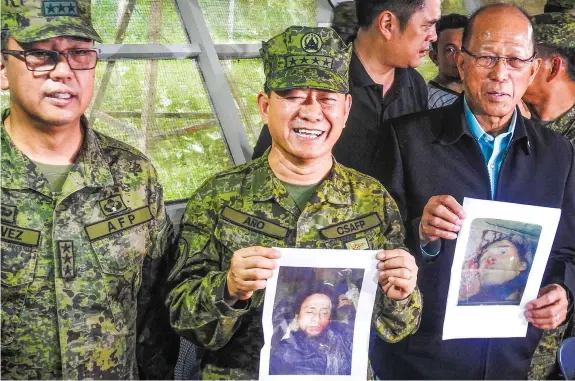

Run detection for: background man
[[523, 12, 575, 145], [166, 26, 421, 380], [252, 0, 438, 174], [366, 4, 575, 379], [1, 1, 177, 378], [427, 13, 468, 108]]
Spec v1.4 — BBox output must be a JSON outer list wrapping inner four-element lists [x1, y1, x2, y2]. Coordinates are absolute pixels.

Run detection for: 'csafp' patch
[[85, 205, 153, 241], [1, 204, 17, 223], [345, 237, 370, 250], [221, 207, 288, 239], [42, 1, 80, 17], [320, 213, 382, 239], [99, 195, 128, 216]]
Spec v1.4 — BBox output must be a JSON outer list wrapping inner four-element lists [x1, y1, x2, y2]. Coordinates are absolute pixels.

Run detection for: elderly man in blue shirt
[[365, 3, 575, 380]]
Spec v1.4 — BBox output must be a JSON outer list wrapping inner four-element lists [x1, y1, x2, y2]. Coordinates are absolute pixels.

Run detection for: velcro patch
[[1, 224, 41, 247], [99, 195, 127, 216], [85, 206, 153, 241], [345, 237, 370, 250], [42, 1, 79, 17], [1, 204, 17, 223], [320, 213, 382, 239], [58, 240, 75, 279], [221, 207, 288, 239]]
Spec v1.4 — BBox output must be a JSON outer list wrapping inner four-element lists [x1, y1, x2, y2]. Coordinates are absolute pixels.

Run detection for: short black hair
[[293, 284, 338, 319], [537, 44, 575, 82], [431, 13, 468, 50], [355, 0, 426, 31], [462, 4, 534, 51], [1, 29, 9, 51]]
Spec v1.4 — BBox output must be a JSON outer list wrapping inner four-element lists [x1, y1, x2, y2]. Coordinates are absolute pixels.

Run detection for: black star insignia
[[46, 4, 55, 13], [63, 253, 72, 264], [312, 57, 319, 65], [67, 3, 76, 12], [61, 242, 72, 253], [300, 57, 308, 65], [322, 58, 330, 66], [57, 3, 66, 12], [64, 265, 72, 276], [288, 57, 297, 66]]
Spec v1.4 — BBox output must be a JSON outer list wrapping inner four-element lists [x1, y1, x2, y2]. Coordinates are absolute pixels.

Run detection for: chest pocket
[[214, 207, 289, 258], [86, 206, 153, 330], [319, 213, 383, 250]]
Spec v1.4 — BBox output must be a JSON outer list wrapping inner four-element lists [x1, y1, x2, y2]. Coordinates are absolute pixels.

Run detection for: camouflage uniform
[[545, 0, 575, 15], [166, 26, 422, 380], [331, 1, 358, 44], [1, 1, 177, 379]]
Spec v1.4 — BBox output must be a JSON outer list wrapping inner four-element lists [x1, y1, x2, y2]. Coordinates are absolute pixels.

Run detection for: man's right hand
[[419, 195, 466, 246], [226, 246, 280, 301]]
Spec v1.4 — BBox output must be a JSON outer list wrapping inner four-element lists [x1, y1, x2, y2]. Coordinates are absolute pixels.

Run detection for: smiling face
[[296, 293, 332, 337], [258, 88, 352, 162], [457, 7, 540, 122], [478, 239, 528, 286], [1, 36, 96, 129]]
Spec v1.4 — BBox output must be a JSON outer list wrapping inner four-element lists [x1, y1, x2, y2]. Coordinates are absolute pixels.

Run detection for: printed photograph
[[268, 266, 364, 376], [458, 218, 542, 306]]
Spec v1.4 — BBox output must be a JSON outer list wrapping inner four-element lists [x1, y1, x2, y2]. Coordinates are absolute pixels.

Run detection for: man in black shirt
[[252, 0, 440, 172]]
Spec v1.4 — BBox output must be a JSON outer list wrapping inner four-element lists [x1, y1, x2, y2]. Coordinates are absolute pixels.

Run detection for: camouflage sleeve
[[371, 186, 422, 342], [165, 182, 251, 351], [136, 165, 179, 380]]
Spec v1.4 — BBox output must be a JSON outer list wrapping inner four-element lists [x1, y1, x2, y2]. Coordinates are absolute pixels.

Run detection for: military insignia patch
[[58, 240, 75, 279], [99, 195, 127, 216], [345, 237, 370, 250], [1, 224, 41, 247], [221, 207, 288, 239], [42, 1, 79, 17], [85, 205, 153, 241], [320, 213, 382, 239], [301, 32, 322, 53], [1, 204, 17, 223]]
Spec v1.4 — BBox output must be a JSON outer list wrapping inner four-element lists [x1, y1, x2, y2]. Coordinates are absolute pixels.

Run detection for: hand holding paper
[[377, 249, 418, 300], [419, 195, 466, 245], [226, 246, 280, 300], [525, 284, 568, 329]]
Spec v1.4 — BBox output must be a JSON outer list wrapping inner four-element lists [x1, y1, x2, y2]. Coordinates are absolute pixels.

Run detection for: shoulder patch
[[221, 207, 288, 239], [85, 205, 153, 241], [320, 213, 382, 239], [99, 195, 128, 216], [1, 204, 17, 223]]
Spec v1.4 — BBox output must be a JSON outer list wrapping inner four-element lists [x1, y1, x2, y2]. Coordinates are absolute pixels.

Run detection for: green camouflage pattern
[[546, 0, 575, 10], [528, 324, 570, 380], [166, 152, 422, 380], [545, 102, 575, 145], [332, 1, 358, 44], [1, 111, 177, 379], [260, 26, 352, 93], [1, 0, 102, 43], [532, 12, 575, 48]]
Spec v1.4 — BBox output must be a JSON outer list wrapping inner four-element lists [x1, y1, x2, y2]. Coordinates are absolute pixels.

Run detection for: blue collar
[[463, 96, 517, 142]]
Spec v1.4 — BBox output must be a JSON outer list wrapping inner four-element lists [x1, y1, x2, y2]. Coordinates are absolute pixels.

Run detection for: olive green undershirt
[[280, 180, 321, 212], [32, 161, 74, 193]]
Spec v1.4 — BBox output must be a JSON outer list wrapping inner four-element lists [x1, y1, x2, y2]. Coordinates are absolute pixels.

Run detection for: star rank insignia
[[58, 240, 75, 279]]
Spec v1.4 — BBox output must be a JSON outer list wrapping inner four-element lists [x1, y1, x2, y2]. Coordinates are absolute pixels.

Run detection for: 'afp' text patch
[[85, 206, 153, 241], [221, 207, 288, 239], [1, 224, 41, 247], [320, 213, 382, 239]]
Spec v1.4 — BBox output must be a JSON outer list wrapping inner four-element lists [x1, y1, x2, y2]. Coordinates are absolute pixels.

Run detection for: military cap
[[1, 0, 102, 43], [532, 12, 575, 49], [260, 26, 352, 93]]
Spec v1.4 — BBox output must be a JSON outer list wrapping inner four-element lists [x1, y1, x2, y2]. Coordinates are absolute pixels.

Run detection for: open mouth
[[293, 128, 325, 139]]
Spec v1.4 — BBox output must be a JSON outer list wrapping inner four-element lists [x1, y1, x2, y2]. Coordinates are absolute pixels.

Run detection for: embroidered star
[[67, 3, 76, 13], [46, 4, 56, 13], [64, 265, 72, 276], [63, 253, 72, 264], [312, 57, 319, 65], [300, 57, 308, 65], [61, 242, 72, 253], [57, 3, 66, 13], [288, 57, 297, 66], [321, 58, 330, 66]]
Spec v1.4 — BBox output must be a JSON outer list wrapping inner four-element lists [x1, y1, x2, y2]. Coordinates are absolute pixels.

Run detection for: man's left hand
[[376, 249, 418, 300], [525, 284, 569, 329]]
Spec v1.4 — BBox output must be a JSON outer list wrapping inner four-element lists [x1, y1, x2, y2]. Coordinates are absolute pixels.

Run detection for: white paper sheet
[[443, 198, 561, 340], [259, 248, 380, 381]]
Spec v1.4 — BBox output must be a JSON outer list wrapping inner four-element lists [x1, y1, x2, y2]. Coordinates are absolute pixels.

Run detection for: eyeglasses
[[1, 48, 100, 71], [460, 46, 537, 70]]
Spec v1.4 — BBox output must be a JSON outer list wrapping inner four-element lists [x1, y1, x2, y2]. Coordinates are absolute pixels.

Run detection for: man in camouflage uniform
[[523, 12, 575, 145], [1, 1, 177, 379], [166, 26, 422, 380]]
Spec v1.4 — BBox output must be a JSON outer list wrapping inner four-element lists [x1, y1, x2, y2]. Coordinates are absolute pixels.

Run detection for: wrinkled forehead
[[468, 21, 534, 54]]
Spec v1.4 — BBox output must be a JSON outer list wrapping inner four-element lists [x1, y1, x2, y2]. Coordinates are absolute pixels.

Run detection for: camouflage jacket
[[166, 153, 422, 380], [1, 115, 177, 379], [545, 103, 575, 145]]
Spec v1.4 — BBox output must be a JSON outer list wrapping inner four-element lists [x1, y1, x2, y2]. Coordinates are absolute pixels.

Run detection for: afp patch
[[99, 195, 127, 216], [42, 1, 79, 17], [1, 204, 17, 223], [345, 237, 370, 250]]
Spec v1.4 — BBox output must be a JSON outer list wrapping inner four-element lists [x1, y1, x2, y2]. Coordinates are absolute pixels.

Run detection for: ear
[[257, 91, 271, 125], [547, 55, 564, 82], [1, 57, 10, 91], [527, 56, 542, 86], [429, 49, 439, 66], [376, 11, 394, 40], [342, 93, 352, 128]]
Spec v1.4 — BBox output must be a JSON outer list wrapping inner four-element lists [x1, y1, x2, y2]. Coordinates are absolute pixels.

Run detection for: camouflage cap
[[260, 26, 352, 93], [532, 12, 575, 49], [1, 0, 102, 43]]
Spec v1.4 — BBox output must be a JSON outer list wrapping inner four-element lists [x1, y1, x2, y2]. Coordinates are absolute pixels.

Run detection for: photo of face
[[296, 293, 332, 337], [478, 239, 528, 286]]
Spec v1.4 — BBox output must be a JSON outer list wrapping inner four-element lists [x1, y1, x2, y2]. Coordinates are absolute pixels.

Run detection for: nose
[[428, 24, 438, 43], [49, 54, 74, 80], [488, 58, 510, 82], [298, 97, 323, 122]]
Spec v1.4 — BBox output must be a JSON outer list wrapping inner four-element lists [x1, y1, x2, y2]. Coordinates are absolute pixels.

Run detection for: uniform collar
[[1, 110, 114, 195], [252, 150, 353, 206], [464, 96, 517, 143]]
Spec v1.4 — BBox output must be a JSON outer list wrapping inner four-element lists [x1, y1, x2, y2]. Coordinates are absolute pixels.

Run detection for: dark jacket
[[252, 51, 428, 172], [367, 99, 575, 380]]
